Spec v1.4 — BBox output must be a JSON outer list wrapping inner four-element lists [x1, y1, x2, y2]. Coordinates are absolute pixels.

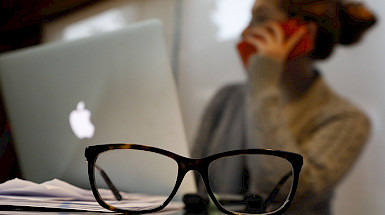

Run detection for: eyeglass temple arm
[[95, 164, 123, 201], [263, 170, 293, 209]]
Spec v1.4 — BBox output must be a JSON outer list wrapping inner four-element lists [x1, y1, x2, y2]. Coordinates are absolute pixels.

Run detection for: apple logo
[[69, 101, 95, 139]]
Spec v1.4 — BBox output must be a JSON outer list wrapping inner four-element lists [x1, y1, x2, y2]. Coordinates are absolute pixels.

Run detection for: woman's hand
[[244, 21, 308, 63]]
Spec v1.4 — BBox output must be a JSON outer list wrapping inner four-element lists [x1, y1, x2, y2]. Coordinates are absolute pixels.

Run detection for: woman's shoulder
[[202, 82, 246, 117], [213, 82, 246, 100], [311, 77, 370, 123]]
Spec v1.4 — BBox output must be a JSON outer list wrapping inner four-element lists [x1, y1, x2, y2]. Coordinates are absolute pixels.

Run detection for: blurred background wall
[[2, 0, 384, 214]]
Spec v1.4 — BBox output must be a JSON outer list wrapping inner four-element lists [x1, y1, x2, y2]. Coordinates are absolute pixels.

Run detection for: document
[[0, 178, 183, 214]]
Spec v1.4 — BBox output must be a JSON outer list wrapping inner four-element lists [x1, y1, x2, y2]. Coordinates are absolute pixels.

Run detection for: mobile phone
[[237, 19, 314, 67]]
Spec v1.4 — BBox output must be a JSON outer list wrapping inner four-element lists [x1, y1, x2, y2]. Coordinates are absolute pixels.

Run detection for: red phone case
[[237, 19, 314, 67]]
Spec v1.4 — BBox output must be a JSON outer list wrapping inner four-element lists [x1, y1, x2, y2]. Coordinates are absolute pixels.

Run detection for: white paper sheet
[[0, 178, 183, 214]]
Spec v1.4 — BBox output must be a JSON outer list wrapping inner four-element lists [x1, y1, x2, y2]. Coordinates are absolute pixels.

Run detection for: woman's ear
[[339, 2, 376, 45]]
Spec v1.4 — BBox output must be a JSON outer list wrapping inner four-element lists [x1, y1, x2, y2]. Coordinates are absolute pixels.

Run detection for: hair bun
[[339, 3, 376, 45]]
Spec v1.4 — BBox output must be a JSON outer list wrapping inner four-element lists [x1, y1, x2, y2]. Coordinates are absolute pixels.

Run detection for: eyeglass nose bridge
[[175, 157, 212, 190], [175, 157, 215, 194], [175, 157, 234, 214], [178, 157, 210, 173]]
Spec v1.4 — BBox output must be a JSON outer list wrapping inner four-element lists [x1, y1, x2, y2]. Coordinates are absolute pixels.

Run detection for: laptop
[[0, 19, 196, 198]]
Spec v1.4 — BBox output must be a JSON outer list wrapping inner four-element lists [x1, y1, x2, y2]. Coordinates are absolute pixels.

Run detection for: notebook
[[0, 19, 196, 198]]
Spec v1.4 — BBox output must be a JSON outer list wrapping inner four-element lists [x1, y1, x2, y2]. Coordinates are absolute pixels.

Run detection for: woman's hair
[[280, 0, 376, 59]]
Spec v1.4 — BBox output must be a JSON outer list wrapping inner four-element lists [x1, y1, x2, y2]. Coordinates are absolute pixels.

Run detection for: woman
[[192, 0, 376, 214]]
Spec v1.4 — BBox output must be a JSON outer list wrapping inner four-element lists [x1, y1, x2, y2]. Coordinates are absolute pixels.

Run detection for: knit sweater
[[192, 55, 371, 214]]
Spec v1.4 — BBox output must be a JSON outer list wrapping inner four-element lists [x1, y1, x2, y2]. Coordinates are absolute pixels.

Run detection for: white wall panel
[[177, 0, 252, 144]]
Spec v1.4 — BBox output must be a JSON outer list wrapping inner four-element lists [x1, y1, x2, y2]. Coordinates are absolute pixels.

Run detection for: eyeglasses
[[85, 144, 303, 214]]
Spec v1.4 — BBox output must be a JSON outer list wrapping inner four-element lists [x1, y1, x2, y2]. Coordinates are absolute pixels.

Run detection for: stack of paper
[[0, 178, 183, 214]]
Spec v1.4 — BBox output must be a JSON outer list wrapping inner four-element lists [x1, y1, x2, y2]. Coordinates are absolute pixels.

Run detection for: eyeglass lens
[[94, 149, 178, 211], [208, 154, 294, 214]]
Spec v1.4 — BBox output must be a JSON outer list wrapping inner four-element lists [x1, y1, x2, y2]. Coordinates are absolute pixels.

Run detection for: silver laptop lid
[[0, 19, 196, 197]]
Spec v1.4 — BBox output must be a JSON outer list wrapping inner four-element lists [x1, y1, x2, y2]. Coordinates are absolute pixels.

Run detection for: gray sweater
[[192, 55, 371, 214]]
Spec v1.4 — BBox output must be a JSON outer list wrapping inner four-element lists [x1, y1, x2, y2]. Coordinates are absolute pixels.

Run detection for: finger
[[245, 35, 265, 51], [248, 27, 274, 44], [266, 21, 284, 42], [285, 26, 307, 52], [241, 27, 250, 37]]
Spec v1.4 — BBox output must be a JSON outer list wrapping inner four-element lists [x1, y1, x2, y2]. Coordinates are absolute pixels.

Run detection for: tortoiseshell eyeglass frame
[[85, 144, 303, 215]]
